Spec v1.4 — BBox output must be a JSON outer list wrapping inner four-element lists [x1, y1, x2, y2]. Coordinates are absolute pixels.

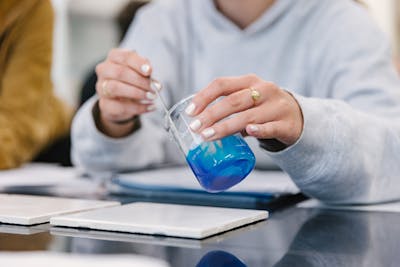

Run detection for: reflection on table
[[1, 207, 400, 266]]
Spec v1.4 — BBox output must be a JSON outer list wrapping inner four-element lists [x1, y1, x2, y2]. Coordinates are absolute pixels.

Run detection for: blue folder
[[108, 167, 306, 211]]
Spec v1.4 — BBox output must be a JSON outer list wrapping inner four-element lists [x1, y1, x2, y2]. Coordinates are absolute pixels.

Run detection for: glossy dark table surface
[[1, 203, 399, 267]]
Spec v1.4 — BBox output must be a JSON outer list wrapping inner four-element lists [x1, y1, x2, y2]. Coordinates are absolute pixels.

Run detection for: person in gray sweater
[[72, 0, 400, 204]]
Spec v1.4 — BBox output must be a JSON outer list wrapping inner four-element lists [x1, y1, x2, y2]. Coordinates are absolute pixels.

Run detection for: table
[[1, 203, 399, 267]]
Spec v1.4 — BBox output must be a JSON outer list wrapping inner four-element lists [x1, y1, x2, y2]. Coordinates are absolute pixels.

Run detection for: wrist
[[92, 101, 141, 138], [258, 138, 288, 152]]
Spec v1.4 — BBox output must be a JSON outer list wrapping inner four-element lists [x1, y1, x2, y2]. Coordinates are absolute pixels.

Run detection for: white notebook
[[51, 202, 268, 239], [0, 194, 120, 225]]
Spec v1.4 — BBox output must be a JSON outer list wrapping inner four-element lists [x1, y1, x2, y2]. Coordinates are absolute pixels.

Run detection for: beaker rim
[[168, 94, 195, 117]]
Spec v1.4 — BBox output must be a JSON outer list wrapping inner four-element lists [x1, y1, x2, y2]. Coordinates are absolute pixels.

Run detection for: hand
[[185, 74, 304, 146], [95, 49, 158, 137]]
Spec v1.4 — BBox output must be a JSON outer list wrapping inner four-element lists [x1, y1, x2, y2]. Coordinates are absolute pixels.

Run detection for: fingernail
[[185, 103, 196, 115], [202, 128, 215, 139], [146, 92, 157, 100], [189, 119, 202, 131], [147, 104, 156, 111], [140, 99, 153, 104], [141, 64, 150, 74], [248, 124, 259, 132], [150, 80, 162, 92]]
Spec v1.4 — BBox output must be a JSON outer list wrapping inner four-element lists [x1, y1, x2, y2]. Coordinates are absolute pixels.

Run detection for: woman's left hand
[[185, 74, 304, 146]]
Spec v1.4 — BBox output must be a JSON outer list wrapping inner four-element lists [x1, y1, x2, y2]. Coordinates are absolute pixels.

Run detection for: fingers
[[95, 49, 155, 104], [186, 74, 261, 116], [186, 75, 303, 145], [195, 107, 278, 141], [95, 48, 160, 125], [198, 112, 294, 146], [188, 88, 267, 133], [246, 121, 301, 146], [245, 122, 282, 140], [96, 62, 151, 92], [188, 81, 278, 137], [107, 48, 152, 77], [99, 97, 155, 123], [96, 79, 157, 102]]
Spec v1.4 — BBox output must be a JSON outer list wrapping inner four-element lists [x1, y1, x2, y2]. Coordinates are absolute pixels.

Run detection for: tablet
[[50, 202, 268, 239], [0, 194, 120, 225]]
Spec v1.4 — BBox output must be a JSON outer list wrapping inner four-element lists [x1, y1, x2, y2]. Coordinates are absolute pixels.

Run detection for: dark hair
[[117, 1, 149, 41], [354, 0, 366, 6]]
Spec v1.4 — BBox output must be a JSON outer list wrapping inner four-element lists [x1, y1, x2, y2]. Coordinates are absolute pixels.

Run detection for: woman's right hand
[[95, 48, 157, 138]]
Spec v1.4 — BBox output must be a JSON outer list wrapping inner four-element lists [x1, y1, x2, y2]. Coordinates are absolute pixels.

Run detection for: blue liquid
[[196, 250, 246, 267], [186, 135, 255, 193]]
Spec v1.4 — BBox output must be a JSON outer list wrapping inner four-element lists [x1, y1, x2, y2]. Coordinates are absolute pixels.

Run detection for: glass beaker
[[166, 95, 255, 193]]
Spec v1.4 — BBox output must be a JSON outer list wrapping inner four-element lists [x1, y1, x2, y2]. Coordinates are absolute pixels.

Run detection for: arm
[[71, 2, 185, 173], [186, 4, 400, 204], [266, 5, 400, 204], [0, 0, 71, 169]]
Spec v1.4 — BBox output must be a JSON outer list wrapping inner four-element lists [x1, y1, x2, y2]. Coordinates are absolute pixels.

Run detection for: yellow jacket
[[0, 0, 72, 169]]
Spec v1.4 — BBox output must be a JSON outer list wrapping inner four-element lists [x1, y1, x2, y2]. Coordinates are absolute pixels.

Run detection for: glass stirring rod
[[150, 78, 169, 114], [150, 78, 187, 152]]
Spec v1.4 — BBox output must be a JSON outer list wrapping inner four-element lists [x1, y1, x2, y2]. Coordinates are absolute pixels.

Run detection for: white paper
[[298, 199, 400, 213], [0, 252, 169, 267], [0, 163, 104, 197], [0, 163, 79, 188], [115, 167, 299, 194]]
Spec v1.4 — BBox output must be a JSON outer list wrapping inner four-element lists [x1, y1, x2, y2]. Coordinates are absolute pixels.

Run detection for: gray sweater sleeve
[[266, 5, 400, 204], [267, 96, 400, 204]]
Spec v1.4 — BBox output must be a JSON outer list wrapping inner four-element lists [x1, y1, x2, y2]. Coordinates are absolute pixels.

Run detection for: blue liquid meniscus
[[186, 135, 255, 193]]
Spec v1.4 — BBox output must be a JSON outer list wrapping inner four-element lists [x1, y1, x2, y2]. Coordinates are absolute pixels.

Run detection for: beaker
[[166, 95, 255, 193]]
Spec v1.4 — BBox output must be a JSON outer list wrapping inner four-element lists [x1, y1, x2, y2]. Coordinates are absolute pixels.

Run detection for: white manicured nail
[[141, 64, 150, 74], [140, 99, 153, 104], [146, 92, 157, 100], [185, 103, 196, 115], [189, 119, 202, 131], [147, 104, 156, 111], [150, 80, 162, 91], [248, 125, 259, 132], [202, 128, 215, 139]]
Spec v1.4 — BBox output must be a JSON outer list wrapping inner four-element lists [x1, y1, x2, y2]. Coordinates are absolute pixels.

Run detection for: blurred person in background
[[0, 0, 72, 169], [72, 0, 400, 204]]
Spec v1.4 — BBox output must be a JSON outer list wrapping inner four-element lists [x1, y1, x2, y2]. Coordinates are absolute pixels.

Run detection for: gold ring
[[102, 80, 110, 97], [250, 87, 261, 105]]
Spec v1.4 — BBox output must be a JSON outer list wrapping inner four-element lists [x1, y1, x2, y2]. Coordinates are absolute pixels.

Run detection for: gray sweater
[[72, 0, 400, 203]]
